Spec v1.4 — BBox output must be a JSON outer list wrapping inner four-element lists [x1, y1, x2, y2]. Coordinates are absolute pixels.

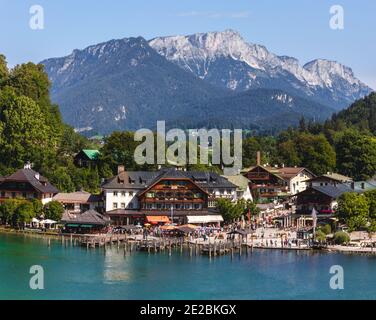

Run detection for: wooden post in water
[[209, 243, 212, 259], [61, 235, 64, 245], [70, 234, 73, 246]]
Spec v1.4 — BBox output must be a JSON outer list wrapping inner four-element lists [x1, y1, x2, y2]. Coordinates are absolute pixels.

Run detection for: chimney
[[117, 165, 125, 174], [256, 151, 261, 166], [24, 161, 32, 170]]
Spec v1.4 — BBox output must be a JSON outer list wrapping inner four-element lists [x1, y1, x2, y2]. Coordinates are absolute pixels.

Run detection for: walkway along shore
[[2, 227, 376, 257]]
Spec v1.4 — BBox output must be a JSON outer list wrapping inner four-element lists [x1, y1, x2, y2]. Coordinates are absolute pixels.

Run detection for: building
[[307, 173, 353, 187], [243, 165, 315, 202], [53, 191, 103, 213], [101, 167, 237, 225], [222, 174, 253, 202], [61, 209, 111, 234], [294, 184, 353, 227], [74, 149, 100, 168], [0, 164, 59, 205]]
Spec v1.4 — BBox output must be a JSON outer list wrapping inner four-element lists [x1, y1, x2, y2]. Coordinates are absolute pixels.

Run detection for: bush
[[320, 224, 332, 235], [334, 231, 350, 245], [315, 230, 327, 242]]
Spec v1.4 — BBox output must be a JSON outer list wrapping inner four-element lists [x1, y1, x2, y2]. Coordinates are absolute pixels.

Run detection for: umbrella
[[40, 219, 57, 224]]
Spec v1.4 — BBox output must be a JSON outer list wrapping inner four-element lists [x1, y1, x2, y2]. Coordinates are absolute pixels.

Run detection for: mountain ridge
[[149, 29, 372, 110], [40, 30, 372, 135]]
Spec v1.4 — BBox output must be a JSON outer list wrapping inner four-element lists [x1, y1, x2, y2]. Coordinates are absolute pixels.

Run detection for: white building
[[222, 174, 253, 202]]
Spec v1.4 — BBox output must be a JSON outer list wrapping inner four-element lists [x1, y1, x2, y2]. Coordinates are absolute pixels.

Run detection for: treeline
[[242, 92, 376, 180], [1, 53, 375, 195], [0, 199, 64, 228], [0, 55, 112, 193], [338, 190, 376, 232]]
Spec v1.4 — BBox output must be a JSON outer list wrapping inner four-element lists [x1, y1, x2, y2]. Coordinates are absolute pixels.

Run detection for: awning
[[187, 215, 224, 224], [146, 216, 170, 224]]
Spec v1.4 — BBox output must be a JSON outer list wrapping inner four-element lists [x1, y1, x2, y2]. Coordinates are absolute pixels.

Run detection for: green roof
[[82, 149, 100, 160]]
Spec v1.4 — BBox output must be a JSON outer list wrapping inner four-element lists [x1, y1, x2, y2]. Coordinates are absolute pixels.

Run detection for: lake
[[0, 233, 375, 300]]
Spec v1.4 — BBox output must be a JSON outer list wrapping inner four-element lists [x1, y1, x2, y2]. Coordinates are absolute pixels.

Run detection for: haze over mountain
[[41, 30, 373, 135]]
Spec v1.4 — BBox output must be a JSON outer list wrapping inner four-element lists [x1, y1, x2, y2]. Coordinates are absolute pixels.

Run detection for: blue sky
[[1, 0, 375, 88]]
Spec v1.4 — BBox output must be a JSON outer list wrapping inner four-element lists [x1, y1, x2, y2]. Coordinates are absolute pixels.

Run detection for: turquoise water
[[0, 233, 375, 300]]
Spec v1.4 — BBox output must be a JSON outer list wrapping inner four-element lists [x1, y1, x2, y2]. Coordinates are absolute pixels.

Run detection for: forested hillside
[[0, 55, 111, 193], [1, 53, 375, 193]]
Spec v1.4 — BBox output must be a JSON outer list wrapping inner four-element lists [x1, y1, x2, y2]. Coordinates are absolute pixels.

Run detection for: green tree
[[335, 129, 376, 180], [319, 224, 332, 235], [365, 190, 376, 232], [334, 231, 350, 245], [0, 88, 50, 168], [101, 131, 142, 173], [0, 54, 9, 85], [31, 199, 43, 217], [216, 199, 247, 222], [337, 193, 369, 231], [43, 201, 64, 221], [315, 230, 327, 242], [242, 137, 261, 167], [276, 132, 336, 175], [0, 199, 19, 225], [14, 201, 35, 228], [46, 166, 75, 193]]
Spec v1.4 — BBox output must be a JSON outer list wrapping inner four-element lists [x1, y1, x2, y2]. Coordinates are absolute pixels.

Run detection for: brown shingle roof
[[1, 169, 59, 194], [53, 191, 101, 203], [61, 210, 111, 225]]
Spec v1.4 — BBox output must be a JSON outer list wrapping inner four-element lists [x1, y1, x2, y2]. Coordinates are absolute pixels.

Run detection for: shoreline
[[2, 227, 376, 257]]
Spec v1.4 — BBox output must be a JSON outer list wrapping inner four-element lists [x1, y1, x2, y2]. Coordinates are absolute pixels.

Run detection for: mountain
[[41, 37, 226, 134], [149, 30, 373, 110], [183, 89, 335, 134], [40, 30, 371, 135]]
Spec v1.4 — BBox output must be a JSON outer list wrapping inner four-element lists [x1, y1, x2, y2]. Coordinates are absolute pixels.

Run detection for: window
[[121, 192, 126, 197], [121, 203, 126, 209], [114, 191, 118, 196], [11, 192, 16, 198], [22, 192, 27, 198], [129, 191, 134, 197], [113, 203, 118, 209], [128, 203, 134, 209]]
